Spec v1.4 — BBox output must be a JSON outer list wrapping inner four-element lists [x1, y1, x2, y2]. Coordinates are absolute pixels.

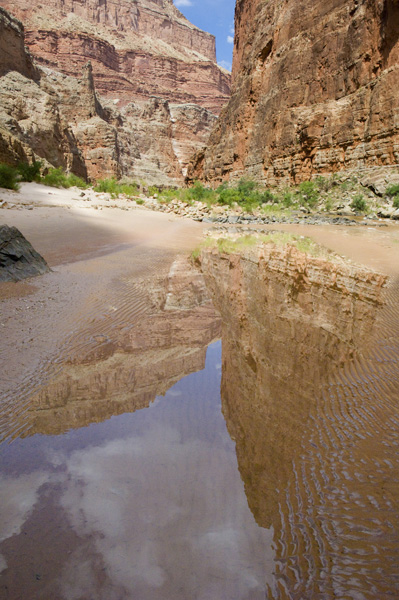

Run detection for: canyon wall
[[1, 0, 230, 111], [0, 0, 230, 185], [0, 0, 230, 183], [190, 0, 399, 186]]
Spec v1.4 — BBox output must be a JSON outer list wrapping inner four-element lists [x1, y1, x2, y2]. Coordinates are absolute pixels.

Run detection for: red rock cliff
[[191, 0, 399, 185], [1, 0, 230, 114]]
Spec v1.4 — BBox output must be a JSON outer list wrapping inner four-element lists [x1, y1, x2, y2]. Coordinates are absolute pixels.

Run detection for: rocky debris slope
[[1, 0, 231, 182], [0, 224, 50, 281], [191, 0, 399, 186]]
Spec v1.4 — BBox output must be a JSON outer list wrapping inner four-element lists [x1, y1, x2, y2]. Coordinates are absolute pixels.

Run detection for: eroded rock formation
[[190, 0, 399, 185], [0, 0, 231, 183]]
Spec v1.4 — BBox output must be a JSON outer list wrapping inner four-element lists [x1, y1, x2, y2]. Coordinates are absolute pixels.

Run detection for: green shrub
[[350, 194, 367, 212], [215, 178, 274, 211], [148, 185, 160, 196], [41, 167, 69, 188], [94, 178, 120, 195], [298, 181, 319, 207], [17, 161, 42, 182], [315, 175, 332, 192], [386, 183, 399, 197], [0, 164, 20, 190], [237, 178, 257, 196], [66, 173, 89, 189], [218, 187, 241, 206], [282, 191, 294, 207], [186, 181, 217, 205], [94, 178, 138, 198], [393, 196, 399, 209], [41, 167, 88, 189]]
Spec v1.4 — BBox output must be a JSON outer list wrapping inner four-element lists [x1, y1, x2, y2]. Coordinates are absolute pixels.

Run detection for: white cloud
[[218, 60, 232, 72], [174, 0, 193, 6], [227, 35, 234, 44], [57, 421, 274, 598]]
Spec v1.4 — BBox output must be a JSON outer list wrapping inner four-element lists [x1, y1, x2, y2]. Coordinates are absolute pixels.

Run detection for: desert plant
[[0, 164, 20, 190], [41, 167, 70, 188], [66, 173, 89, 189], [298, 181, 319, 208], [94, 178, 137, 197], [386, 183, 399, 197], [393, 196, 399, 209], [350, 194, 368, 212], [17, 161, 42, 182]]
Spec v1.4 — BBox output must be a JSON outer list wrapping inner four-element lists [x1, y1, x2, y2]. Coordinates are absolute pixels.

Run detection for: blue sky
[[173, 0, 236, 71]]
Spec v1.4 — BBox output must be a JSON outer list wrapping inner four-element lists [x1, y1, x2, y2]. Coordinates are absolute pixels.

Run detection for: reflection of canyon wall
[[189, 0, 399, 185], [200, 243, 387, 527], [27, 258, 221, 435]]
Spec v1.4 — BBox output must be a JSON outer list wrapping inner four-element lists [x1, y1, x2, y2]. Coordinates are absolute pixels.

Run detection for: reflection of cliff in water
[[201, 243, 399, 598], [27, 257, 221, 436]]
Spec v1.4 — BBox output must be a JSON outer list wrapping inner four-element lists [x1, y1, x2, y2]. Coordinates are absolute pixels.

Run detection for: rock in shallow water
[[0, 225, 50, 282]]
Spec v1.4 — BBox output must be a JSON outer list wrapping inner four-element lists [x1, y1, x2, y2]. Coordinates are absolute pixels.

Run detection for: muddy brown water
[[1, 210, 399, 599]]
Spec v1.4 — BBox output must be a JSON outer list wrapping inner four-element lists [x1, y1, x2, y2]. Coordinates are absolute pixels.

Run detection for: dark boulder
[[0, 225, 50, 282]]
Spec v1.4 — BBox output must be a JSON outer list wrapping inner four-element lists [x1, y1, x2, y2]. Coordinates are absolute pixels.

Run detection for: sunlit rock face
[[199, 243, 399, 597], [1, 0, 231, 183], [25, 257, 221, 436], [189, 0, 399, 185], [2, 0, 230, 112]]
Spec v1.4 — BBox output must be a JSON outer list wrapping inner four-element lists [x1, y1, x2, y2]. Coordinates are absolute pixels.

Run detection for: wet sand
[[0, 188, 209, 441]]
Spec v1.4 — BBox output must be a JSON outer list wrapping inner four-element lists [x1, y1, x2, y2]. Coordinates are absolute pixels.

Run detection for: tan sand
[[0, 183, 208, 439]]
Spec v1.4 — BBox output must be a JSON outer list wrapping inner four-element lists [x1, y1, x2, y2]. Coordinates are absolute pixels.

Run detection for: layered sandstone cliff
[[0, 0, 230, 183], [2, 0, 230, 112], [190, 0, 399, 185], [0, 2, 230, 183]]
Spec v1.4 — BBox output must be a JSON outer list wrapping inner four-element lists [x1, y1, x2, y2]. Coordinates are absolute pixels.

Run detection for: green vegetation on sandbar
[[0, 164, 20, 191], [41, 168, 89, 189], [192, 232, 332, 262], [94, 178, 138, 198], [0, 162, 89, 190]]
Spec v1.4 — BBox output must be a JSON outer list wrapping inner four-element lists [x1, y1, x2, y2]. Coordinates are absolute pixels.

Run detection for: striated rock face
[[2, 0, 230, 112], [0, 0, 231, 183], [192, 0, 399, 185], [0, 6, 37, 80]]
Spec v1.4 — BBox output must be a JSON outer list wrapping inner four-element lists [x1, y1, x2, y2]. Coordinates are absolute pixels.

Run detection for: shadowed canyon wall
[[189, 0, 399, 186], [0, 1, 231, 183], [200, 242, 399, 597]]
